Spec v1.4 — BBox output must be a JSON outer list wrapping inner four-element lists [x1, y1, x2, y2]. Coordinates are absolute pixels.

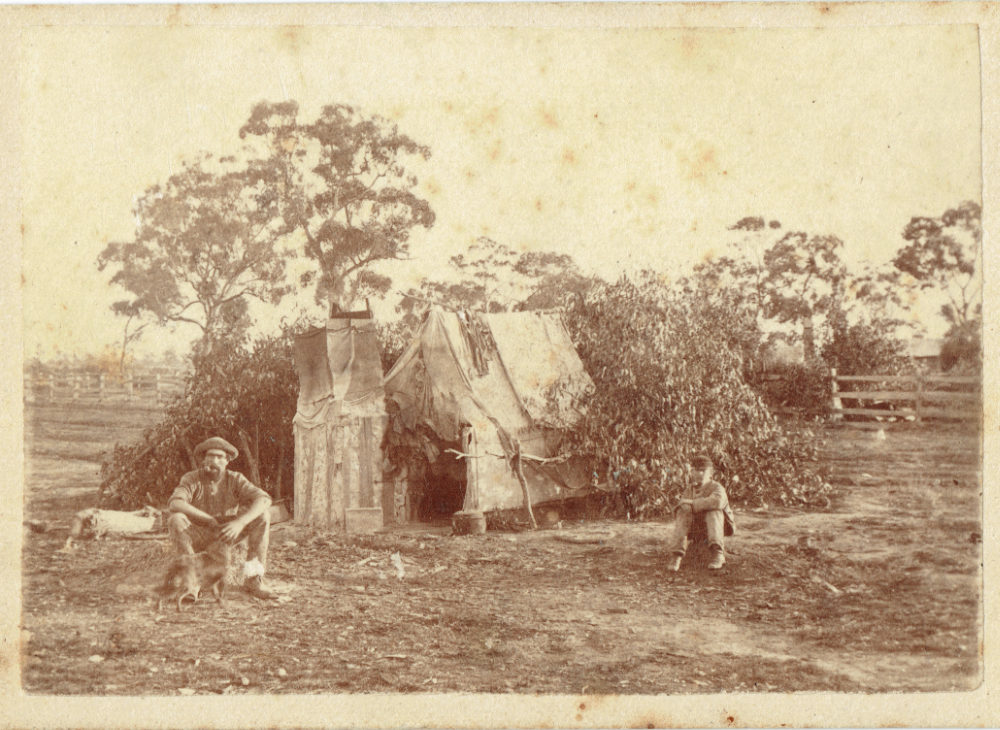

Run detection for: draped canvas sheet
[[384, 309, 595, 513], [293, 318, 386, 530], [482, 311, 594, 428]]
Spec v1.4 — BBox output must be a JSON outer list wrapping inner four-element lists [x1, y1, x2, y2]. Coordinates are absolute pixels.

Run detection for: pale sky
[[18, 19, 983, 358]]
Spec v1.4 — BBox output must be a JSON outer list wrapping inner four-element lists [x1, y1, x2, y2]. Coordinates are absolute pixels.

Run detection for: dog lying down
[[59, 506, 162, 551], [155, 540, 232, 612]]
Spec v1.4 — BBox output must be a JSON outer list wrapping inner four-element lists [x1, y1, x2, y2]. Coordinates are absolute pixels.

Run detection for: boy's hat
[[689, 454, 713, 468], [194, 436, 238, 461]]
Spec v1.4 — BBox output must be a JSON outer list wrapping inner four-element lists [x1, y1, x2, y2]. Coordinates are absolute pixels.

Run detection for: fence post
[[97, 373, 105, 402], [914, 374, 923, 423], [829, 368, 843, 421], [71, 373, 80, 401], [125, 372, 134, 401]]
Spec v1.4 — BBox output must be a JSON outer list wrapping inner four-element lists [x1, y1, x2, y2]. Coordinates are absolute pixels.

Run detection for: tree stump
[[452, 510, 486, 535]]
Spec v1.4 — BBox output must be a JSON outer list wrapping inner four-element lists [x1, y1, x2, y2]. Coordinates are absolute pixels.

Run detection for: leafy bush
[[750, 362, 832, 414], [377, 319, 414, 374], [561, 274, 831, 515], [940, 319, 981, 373], [821, 315, 909, 376], [100, 330, 298, 509]]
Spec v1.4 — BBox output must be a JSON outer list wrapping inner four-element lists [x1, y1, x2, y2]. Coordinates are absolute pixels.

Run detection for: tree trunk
[[236, 428, 263, 487], [802, 315, 817, 363], [254, 423, 260, 486], [275, 438, 286, 500], [178, 429, 199, 470]]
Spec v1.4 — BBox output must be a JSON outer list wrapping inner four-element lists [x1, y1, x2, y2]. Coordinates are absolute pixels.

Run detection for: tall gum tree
[[762, 231, 848, 362], [894, 200, 981, 330], [398, 238, 594, 320], [691, 218, 848, 363], [893, 200, 982, 371], [239, 101, 436, 313], [97, 153, 293, 357]]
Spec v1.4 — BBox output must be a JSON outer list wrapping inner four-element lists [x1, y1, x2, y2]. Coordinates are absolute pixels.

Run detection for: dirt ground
[[20, 402, 982, 695]]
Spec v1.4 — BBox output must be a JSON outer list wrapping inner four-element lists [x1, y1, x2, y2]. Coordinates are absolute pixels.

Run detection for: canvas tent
[[292, 313, 387, 531], [382, 308, 596, 521]]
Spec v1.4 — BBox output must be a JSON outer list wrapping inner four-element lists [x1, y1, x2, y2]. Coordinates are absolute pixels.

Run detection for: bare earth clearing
[[21, 403, 981, 695]]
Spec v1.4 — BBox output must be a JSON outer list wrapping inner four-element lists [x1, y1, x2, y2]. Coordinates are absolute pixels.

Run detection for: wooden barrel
[[452, 510, 486, 535]]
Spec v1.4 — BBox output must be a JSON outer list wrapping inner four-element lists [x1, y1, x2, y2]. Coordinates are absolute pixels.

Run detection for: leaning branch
[[444, 448, 571, 465], [512, 440, 537, 530]]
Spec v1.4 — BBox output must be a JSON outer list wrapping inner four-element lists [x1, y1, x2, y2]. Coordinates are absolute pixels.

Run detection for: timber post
[[829, 368, 843, 421]]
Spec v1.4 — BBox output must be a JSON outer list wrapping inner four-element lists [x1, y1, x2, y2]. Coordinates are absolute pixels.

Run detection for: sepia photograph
[[3, 2, 997, 727]]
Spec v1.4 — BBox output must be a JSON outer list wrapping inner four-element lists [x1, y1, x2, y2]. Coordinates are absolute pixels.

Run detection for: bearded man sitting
[[166, 436, 277, 600]]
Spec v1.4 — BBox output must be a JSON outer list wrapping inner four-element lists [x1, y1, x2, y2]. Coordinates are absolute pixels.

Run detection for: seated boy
[[667, 454, 735, 571]]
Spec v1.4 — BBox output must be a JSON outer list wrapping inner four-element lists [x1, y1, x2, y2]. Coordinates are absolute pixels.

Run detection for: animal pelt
[[155, 541, 231, 612], [60, 506, 162, 551]]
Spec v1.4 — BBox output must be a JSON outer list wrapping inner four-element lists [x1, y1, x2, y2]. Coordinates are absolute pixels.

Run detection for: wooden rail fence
[[828, 369, 980, 423], [24, 369, 187, 405]]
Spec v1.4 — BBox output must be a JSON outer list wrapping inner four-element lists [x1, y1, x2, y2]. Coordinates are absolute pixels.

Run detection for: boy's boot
[[668, 554, 683, 572], [707, 547, 725, 570]]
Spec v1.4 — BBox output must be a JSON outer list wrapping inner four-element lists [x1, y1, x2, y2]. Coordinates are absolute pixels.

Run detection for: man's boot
[[243, 575, 278, 600], [707, 547, 726, 570], [667, 554, 683, 572]]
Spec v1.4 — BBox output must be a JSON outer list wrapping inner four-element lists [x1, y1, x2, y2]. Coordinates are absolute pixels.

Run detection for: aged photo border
[[1, 2, 998, 727]]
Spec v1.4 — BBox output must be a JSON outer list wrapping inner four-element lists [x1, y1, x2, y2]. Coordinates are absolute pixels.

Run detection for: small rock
[[88, 655, 104, 663], [277, 668, 287, 678], [241, 676, 250, 686], [178, 688, 195, 696], [284, 541, 298, 548]]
